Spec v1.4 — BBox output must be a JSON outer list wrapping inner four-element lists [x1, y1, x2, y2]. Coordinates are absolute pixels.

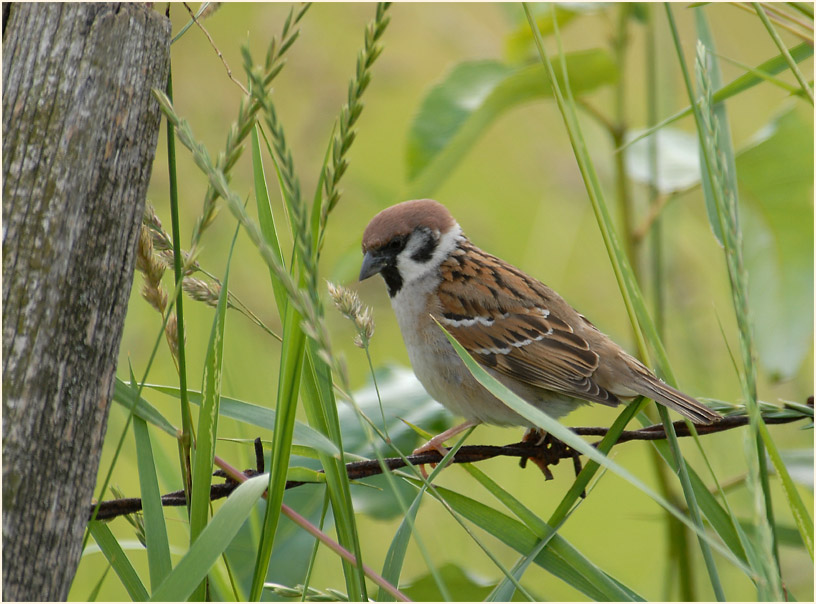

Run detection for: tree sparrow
[[359, 199, 721, 456]]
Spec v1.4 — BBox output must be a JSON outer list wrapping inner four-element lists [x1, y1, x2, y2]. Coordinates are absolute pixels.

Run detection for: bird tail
[[631, 371, 721, 425]]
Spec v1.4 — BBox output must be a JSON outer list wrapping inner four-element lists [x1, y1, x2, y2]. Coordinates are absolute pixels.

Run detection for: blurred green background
[[75, 3, 813, 601]]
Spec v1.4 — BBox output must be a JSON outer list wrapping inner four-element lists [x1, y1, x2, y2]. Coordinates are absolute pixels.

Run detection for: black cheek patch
[[410, 232, 437, 263]]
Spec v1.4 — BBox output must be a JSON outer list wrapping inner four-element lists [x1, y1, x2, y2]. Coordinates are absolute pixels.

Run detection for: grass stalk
[[317, 3, 392, 254], [187, 3, 310, 261], [526, 5, 727, 595], [644, 11, 695, 600], [752, 2, 814, 103], [165, 64, 195, 512], [664, 5, 787, 597]]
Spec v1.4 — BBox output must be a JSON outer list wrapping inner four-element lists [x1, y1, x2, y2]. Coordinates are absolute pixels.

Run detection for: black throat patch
[[380, 265, 403, 297]]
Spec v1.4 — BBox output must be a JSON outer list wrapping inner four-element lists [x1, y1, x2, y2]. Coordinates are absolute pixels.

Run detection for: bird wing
[[434, 241, 622, 407], [437, 306, 621, 407]]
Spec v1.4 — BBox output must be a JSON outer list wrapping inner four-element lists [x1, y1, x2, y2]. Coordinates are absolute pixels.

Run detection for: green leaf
[[287, 466, 327, 483], [623, 41, 813, 151], [407, 478, 640, 601], [147, 385, 340, 458], [338, 367, 451, 522], [252, 123, 288, 316], [250, 306, 306, 600], [760, 421, 814, 559], [464, 464, 641, 601], [379, 487, 424, 601], [503, 5, 581, 63], [133, 414, 172, 589], [696, 15, 738, 249], [341, 365, 451, 457], [89, 521, 150, 601], [405, 50, 617, 195], [299, 342, 368, 599], [737, 106, 814, 380], [188, 216, 237, 599], [150, 475, 269, 601], [113, 378, 177, 436], [402, 563, 496, 602]]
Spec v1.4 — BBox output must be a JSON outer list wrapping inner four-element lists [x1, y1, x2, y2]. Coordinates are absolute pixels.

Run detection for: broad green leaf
[[737, 106, 814, 380], [405, 50, 618, 195], [342, 365, 451, 457], [148, 384, 340, 457], [88, 521, 149, 601], [402, 563, 497, 602], [503, 5, 581, 63], [150, 475, 269, 601]]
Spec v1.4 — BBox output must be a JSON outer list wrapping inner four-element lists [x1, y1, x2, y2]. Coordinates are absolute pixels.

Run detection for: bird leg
[[412, 419, 480, 478], [518, 428, 584, 485]]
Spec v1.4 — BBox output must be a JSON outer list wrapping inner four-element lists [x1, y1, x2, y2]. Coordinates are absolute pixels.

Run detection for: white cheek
[[396, 254, 432, 284], [396, 224, 463, 286]]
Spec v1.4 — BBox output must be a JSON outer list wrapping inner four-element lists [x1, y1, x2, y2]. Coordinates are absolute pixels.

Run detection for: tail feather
[[635, 375, 721, 424]]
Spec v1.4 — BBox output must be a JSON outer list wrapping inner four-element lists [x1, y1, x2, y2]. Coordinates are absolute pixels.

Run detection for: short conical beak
[[359, 251, 384, 281]]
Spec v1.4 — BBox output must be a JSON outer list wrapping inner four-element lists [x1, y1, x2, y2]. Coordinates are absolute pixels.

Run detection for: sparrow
[[359, 199, 721, 459]]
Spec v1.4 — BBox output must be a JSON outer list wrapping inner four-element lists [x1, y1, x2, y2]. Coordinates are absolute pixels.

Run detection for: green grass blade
[[251, 123, 288, 315], [666, 6, 785, 597], [525, 12, 728, 596], [379, 489, 424, 601], [88, 521, 150, 601], [85, 276, 187, 552], [250, 308, 306, 600], [407, 478, 638, 601], [188, 218, 238, 598], [87, 563, 112, 601], [113, 378, 177, 436], [150, 475, 269, 601], [464, 464, 641, 601], [759, 421, 814, 558], [299, 346, 368, 599], [148, 385, 340, 457], [622, 40, 813, 150], [752, 3, 814, 104], [695, 9, 738, 248], [164, 63, 194, 503], [133, 414, 172, 589]]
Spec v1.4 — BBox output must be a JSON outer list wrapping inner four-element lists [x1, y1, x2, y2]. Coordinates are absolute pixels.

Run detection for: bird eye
[[385, 237, 404, 253]]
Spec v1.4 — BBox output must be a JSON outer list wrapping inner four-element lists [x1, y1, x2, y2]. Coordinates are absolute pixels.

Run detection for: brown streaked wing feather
[[435, 240, 622, 406], [439, 308, 621, 407]]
